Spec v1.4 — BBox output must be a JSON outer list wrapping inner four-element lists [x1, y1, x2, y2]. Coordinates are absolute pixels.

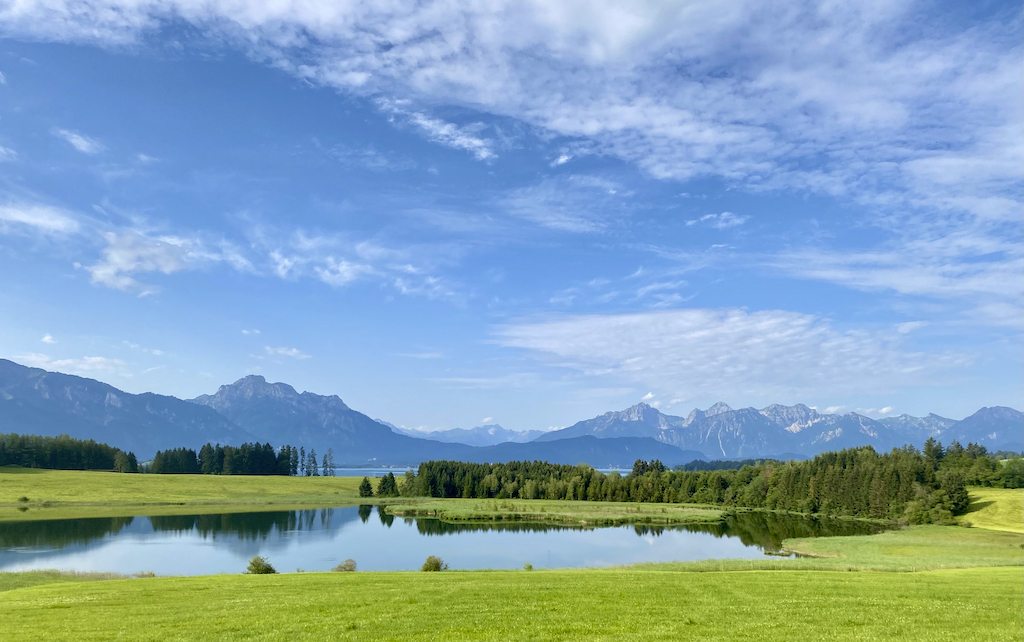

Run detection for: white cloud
[[265, 346, 311, 359], [122, 340, 163, 355], [53, 128, 104, 154], [2, 0, 1019, 321], [0, 70, 6, 84], [331, 144, 416, 171], [0, 146, 16, 161], [41, 333, 56, 344], [481, 417, 494, 424], [0, 203, 80, 235], [314, 257, 374, 287], [641, 392, 654, 400], [14, 352, 130, 377], [241, 329, 260, 335], [494, 308, 966, 400], [86, 231, 191, 294], [86, 230, 253, 295], [896, 321, 928, 334], [501, 175, 624, 233], [686, 212, 749, 229], [774, 239, 1023, 327], [378, 100, 496, 160], [397, 351, 444, 359]]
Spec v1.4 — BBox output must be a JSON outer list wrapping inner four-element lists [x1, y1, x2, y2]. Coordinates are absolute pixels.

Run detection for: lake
[[0, 508, 886, 575]]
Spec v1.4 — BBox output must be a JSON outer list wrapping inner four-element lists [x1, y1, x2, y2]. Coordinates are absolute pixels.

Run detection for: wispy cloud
[[314, 258, 374, 287], [686, 212, 749, 229], [0, 146, 16, 161], [85, 230, 251, 295], [241, 329, 260, 335], [53, 128, 104, 154], [14, 352, 130, 377], [378, 100, 496, 161], [265, 346, 311, 359], [501, 175, 624, 233], [397, 351, 444, 359], [330, 144, 416, 171], [494, 308, 967, 401], [0, 203, 80, 235], [40, 334, 56, 344]]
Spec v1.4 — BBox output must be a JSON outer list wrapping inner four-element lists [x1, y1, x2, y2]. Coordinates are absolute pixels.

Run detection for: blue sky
[[0, 0, 1021, 432]]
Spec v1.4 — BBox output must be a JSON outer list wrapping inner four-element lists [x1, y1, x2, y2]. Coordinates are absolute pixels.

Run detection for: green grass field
[[960, 487, 1024, 533], [0, 467, 368, 521], [1, 567, 1020, 641]]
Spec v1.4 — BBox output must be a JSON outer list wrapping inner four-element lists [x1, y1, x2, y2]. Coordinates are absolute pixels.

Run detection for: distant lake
[[0, 508, 886, 575], [333, 467, 414, 477]]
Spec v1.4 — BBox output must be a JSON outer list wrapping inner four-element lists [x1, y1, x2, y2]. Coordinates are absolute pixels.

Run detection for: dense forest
[[408, 440, 1023, 524], [0, 433, 137, 472], [148, 443, 336, 476]]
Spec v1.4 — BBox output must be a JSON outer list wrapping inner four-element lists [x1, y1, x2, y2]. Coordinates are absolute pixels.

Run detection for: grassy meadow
[[0, 567, 1020, 641], [386, 497, 724, 525], [959, 487, 1024, 532], [0, 467, 368, 521]]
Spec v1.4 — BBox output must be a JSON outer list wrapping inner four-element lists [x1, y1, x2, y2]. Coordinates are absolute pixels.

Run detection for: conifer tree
[[358, 476, 374, 497]]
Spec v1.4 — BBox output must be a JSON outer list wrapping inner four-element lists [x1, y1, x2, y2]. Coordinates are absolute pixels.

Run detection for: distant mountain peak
[[705, 402, 732, 416]]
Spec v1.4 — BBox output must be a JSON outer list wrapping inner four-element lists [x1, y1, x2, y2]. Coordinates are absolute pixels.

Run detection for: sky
[[0, 0, 1021, 432]]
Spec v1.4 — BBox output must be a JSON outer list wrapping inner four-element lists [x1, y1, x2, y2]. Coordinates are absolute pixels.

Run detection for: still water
[[0, 508, 885, 575]]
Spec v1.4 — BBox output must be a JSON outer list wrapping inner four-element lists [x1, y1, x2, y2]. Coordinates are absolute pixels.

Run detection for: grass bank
[[959, 487, 1024, 532], [0, 467, 368, 521], [385, 497, 724, 525], [625, 524, 1023, 573], [1, 567, 1020, 641]]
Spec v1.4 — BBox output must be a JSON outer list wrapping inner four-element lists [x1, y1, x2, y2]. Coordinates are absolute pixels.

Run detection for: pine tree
[[308, 449, 318, 476], [358, 476, 374, 497]]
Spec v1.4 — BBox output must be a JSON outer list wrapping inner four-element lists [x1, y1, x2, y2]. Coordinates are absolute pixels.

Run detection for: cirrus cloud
[[494, 308, 967, 401]]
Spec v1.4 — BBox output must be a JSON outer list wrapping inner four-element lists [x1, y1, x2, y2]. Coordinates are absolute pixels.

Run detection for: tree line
[[407, 440, 1023, 524], [148, 443, 337, 475], [0, 433, 138, 472]]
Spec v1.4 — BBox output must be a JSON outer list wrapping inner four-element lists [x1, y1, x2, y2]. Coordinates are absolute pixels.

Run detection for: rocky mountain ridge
[[537, 400, 1023, 458]]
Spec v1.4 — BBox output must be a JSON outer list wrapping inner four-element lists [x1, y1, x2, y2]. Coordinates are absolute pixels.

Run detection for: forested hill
[[412, 442, 1024, 524]]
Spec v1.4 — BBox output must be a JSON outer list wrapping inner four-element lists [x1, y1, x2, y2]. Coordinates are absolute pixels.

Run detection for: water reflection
[[0, 506, 890, 575]]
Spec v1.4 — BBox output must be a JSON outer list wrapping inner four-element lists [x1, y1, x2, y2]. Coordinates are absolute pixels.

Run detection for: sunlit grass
[[0, 567, 1020, 641], [959, 487, 1023, 533], [385, 497, 724, 525], [0, 467, 367, 521]]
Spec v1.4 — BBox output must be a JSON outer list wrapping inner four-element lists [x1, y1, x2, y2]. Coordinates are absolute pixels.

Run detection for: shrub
[[245, 556, 277, 574], [523, 562, 533, 571], [333, 559, 357, 572], [17, 496, 28, 503], [420, 556, 448, 572]]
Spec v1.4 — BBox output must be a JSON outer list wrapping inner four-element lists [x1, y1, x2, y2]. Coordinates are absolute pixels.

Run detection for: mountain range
[[389, 423, 545, 447], [1, 358, 1020, 467], [535, 401, 1023, 458]]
